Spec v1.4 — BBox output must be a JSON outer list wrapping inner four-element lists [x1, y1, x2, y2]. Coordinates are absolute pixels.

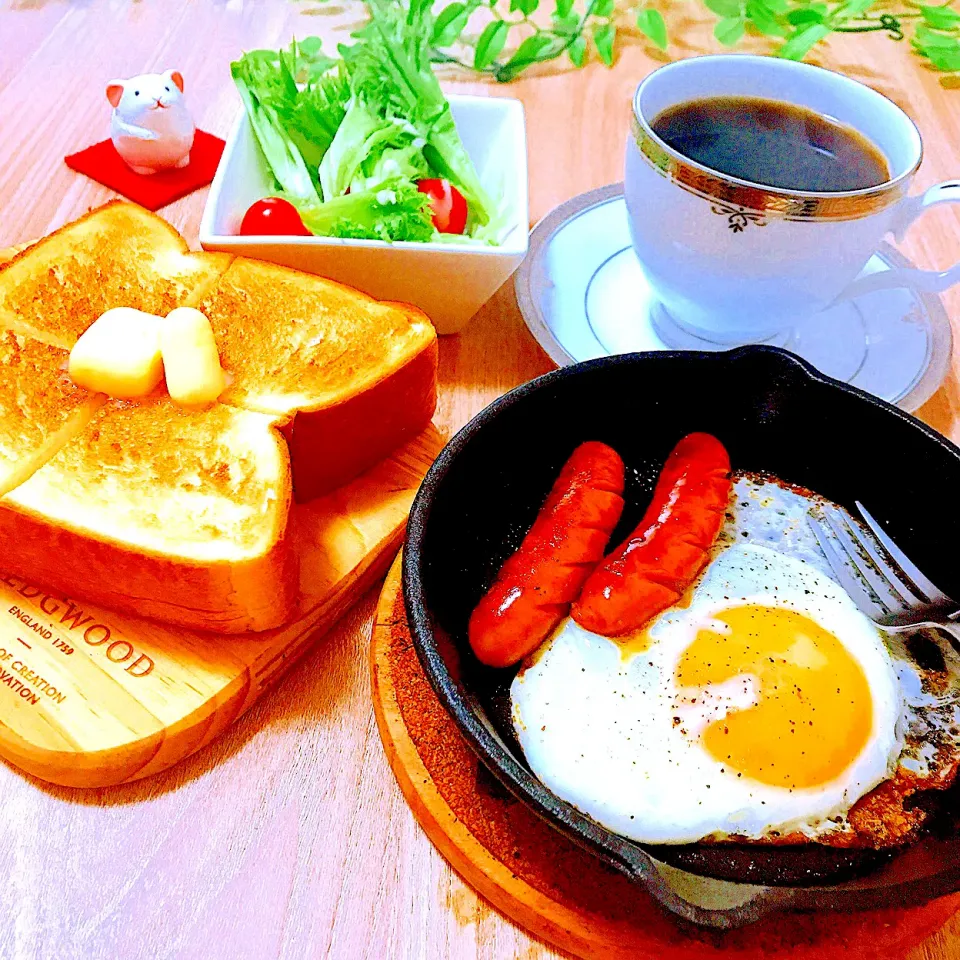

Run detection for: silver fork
[[807, 501, 960, 636]]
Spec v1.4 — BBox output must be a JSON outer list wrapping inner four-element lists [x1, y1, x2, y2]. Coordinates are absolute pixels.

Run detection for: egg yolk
[[675, 604, 873, 790]]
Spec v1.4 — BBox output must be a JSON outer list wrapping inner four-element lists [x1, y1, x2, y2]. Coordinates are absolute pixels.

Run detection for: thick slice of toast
[[196, 257, 438, 501], [0, 202, 231, 348], [0, 398, 297, 632], [0, 202, 438, 632], [0, 330, 105, 496]]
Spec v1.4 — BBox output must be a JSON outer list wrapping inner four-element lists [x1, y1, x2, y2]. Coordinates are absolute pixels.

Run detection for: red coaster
[[64, 131, 225, 211]]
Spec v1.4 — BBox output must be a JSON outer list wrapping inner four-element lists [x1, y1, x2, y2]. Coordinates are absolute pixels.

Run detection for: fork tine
[[807, 516, 888, 620], [855, 501, 953, 605], [820, 509, 908, 613], [827, 508, 921, 607]]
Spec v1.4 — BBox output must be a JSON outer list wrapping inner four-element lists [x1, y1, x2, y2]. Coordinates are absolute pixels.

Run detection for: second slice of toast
[[0, 398, 297, 633], [196, 257, 439, 501]]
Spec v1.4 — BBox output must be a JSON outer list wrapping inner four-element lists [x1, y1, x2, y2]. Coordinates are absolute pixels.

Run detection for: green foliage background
[[398, 0, 960, 81]]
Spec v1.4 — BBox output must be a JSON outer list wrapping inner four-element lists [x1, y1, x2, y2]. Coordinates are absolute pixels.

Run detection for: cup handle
[[835, 180, 960, 301]]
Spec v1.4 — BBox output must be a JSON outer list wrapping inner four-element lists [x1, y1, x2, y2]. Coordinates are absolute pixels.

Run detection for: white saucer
[[515, 183, 953, 412]]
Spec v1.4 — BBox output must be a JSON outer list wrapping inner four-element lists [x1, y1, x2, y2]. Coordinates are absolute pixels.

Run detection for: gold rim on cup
[[630, 100, 922, 225]]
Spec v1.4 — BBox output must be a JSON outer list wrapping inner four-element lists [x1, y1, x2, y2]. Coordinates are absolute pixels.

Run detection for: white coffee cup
[[624, 55, 960, 345]]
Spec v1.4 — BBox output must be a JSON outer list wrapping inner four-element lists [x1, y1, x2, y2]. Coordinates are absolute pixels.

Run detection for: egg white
[[511, 541, 903, 844]]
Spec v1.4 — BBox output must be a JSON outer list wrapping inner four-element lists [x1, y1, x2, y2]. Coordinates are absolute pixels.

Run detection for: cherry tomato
[[239, 197, 311, 237], [417, 179, 468, 235]]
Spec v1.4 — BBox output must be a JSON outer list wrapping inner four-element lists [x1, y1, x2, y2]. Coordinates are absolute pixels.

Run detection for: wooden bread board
[[0, 425, 443, 788]]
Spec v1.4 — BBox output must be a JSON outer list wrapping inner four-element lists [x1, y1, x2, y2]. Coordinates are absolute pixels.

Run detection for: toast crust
[[283, 335, 439, 502], [0, 505, 297, 633]]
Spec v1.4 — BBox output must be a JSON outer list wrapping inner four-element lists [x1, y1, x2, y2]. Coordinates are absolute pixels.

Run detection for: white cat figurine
[[107, 70, 195, 175]]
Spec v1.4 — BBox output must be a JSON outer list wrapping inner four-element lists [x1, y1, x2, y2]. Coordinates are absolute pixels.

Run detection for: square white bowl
[[200, 94, 529, 335]]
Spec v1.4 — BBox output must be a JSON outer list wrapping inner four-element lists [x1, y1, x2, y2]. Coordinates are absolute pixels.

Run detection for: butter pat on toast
[[0, 399, 297, 633], [161, 307, 227, 407], [69, 307, 165, 398]]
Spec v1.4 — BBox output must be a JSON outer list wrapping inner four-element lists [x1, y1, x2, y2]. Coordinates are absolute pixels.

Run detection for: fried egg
[[510, 477, 907, 845]]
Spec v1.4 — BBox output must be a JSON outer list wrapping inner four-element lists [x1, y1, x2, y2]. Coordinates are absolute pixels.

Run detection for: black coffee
[[650, 96, 890, 193]]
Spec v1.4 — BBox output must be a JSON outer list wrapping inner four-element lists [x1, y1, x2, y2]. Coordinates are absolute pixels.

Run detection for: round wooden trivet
[[370, 553, 960, 960]]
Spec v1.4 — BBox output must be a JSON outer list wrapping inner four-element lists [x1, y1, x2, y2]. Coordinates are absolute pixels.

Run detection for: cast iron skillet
[[403, 347, 960, 928]]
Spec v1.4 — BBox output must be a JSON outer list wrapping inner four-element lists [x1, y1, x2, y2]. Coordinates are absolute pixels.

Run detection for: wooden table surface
[[3, 1, 960, 957]]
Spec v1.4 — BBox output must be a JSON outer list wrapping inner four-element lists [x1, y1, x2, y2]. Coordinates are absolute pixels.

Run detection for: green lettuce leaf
[[274, 55, 350, 173], [230, 49, 321, 204], [318, 99, 411, 200], [339, 0, 499, 227], [233, 10, 505, 244], [351, 141, 431, 193], [292, 177, 435, 241]]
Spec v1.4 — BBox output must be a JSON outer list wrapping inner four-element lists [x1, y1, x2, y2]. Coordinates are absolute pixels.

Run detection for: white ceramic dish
[[515, 184, 953, 412], [200, 95, 529, 335]]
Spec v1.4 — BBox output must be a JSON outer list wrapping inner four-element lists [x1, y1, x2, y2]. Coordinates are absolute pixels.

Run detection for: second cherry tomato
[[417, 179, 468, 235], [239, 197, 312, 237]]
